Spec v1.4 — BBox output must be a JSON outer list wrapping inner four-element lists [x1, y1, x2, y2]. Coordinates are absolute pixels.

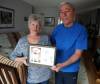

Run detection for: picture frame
[[29, 45, 56, 66], [0, 6, 14, 28], [44, 17, 55, 26]]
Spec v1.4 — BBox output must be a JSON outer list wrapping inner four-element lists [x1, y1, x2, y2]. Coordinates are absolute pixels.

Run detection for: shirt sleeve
[[10, 38, 23, 60], [75, 28, 88, 50]]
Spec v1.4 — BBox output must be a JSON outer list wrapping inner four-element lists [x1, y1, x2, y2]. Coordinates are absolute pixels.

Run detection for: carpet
[[77, 60, 89, 84]]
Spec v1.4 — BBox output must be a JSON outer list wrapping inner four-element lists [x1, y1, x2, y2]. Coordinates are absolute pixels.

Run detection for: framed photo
[[44, 17, 55, 26], [29, 45, 56, 66], [0, 6, 14, 28]]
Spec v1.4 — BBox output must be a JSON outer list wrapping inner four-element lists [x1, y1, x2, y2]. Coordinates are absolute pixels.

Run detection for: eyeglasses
[[60, 10, 73, 13]]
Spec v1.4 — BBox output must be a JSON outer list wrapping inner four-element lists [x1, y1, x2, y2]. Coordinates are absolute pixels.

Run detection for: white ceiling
[[22, 0, 100, 11]]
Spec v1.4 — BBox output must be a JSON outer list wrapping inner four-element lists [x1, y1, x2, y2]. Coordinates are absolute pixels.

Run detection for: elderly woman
[[10, 14, 52, 84]]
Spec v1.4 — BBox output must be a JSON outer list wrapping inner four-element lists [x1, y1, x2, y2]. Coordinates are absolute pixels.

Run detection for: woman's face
[[29, 20, 40, 34], [59, 4, 75, 26]]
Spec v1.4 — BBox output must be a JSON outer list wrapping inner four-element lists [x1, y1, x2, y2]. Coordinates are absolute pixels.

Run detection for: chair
[[0, 55, 27, 84]]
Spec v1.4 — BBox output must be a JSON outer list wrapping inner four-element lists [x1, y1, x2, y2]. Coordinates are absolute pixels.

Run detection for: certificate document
[[29, 45, 56, 66]]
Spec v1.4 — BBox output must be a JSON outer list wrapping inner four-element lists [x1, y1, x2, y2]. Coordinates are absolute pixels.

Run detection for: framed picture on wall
[[0, 6, 14, 28], [44, 17, 55, 26], [29, 45, 56, 66]]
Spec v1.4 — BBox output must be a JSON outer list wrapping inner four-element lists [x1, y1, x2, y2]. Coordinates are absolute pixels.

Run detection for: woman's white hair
[[28, 14, 42, 27]]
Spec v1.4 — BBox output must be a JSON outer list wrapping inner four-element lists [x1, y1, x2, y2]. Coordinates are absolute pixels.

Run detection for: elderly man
[[51, 1, 88, 84]]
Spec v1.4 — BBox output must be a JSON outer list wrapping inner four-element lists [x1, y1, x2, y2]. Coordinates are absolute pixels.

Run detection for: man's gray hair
[[59, 1, 75, 11]]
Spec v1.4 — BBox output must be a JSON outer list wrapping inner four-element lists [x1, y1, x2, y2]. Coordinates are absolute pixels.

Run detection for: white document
[[29, 45, 56, 66]]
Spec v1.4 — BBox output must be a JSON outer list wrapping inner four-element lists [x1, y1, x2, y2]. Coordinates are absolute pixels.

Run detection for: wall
[[34, 7, 58, 35], [78, 9, 100, 36], [0, 0, 32, 33], [78, 9, 100, 51]]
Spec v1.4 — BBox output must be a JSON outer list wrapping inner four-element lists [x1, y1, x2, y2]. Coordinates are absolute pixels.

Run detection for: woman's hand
[[15, 57, 28, 66]]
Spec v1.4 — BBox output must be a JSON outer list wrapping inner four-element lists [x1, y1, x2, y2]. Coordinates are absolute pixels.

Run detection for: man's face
[[59, 4, 75, 26]]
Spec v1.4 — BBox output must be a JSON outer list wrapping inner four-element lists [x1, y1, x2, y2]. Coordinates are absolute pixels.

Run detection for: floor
[[77, 60, 89, 84]]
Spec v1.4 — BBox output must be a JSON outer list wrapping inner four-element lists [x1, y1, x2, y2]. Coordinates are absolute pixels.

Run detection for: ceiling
[[22, 0, 100, 11]]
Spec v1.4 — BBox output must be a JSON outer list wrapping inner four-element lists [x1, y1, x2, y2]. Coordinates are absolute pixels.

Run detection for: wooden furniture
[[95, 36, 100, 49], [83, 51, 100, 84], [0, 63, 21, 84], [0, 55, 27, 84]]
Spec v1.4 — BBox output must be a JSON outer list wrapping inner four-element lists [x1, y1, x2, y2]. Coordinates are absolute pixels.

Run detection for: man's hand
[[51, 63, 64, 72]]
